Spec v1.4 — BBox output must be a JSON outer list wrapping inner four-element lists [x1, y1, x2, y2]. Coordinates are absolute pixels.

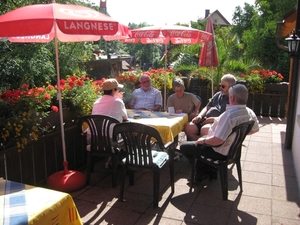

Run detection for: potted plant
[[0, 75, 104, 151], [237, 69, 285, 94]]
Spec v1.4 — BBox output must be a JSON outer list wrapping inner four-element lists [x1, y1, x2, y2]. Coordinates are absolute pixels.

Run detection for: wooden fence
[[187, 80, 288, 118], [0, 122, 87, 186]]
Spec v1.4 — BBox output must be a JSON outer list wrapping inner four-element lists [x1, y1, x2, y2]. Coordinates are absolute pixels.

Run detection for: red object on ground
[[47, 161, 86, 192]]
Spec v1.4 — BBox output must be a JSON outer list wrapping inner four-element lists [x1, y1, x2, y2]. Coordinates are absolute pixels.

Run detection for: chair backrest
[[226, 120, 255, 163], [113, 122, 166, 168], [78, 115, 120, 152]]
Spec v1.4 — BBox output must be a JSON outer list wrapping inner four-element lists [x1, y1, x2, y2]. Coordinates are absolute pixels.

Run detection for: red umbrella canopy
[[122, 25, 212, 44], [0, 1, 122, 168], [0, 2, 119, 41], [7, 23, 131, 43], [199, 17, 219, 67], [103, 23, 132, 41]]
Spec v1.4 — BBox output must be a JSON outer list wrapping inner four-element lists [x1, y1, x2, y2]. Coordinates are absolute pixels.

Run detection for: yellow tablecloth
[[0, 179, 82, 225], [127, 109, 188, 144]]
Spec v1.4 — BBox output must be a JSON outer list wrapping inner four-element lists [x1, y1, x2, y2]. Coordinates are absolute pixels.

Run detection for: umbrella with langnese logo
[[0, 1, 121, 192], [122, 25, 212, 110]]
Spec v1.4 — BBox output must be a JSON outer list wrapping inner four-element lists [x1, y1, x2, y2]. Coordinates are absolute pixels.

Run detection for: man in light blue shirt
[[129, 74, 162, 111]]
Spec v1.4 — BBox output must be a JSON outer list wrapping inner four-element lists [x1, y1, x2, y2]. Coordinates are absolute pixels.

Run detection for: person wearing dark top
[[184, 74, 237, 141]]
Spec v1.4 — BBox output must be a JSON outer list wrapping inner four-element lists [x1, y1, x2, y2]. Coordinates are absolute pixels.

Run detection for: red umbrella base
[[47, 170, 86, 192]]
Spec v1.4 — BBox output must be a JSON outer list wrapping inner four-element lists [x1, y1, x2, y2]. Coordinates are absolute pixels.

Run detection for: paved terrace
[[71, 117, 300, 225]]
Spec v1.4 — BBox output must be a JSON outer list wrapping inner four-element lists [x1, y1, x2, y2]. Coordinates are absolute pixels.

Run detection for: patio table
[[0, 178, 82, 225], [127, 109, 188, 144]]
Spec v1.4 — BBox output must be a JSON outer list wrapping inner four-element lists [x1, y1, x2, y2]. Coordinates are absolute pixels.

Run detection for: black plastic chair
[[78, 115, 120, 187], [113, 122, 175, 208], [190, 121, 255, 200]]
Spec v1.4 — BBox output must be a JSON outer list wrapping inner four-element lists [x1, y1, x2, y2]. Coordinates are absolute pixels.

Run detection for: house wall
[[292, 64, 300, 190], [210, 13, 229, 26]]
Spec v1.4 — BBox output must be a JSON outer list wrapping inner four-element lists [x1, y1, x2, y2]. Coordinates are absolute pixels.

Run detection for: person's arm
[[195, 136, 224, 146], [119, 100, 128, 121], [166, 95, 173, 109], [192, 106, 209, 123], [193, 101, 201, 114], [128, 92, 137, 109], [151, 104, 161, 111], [128, 104, 135, 109], [201, 116, 214, 125], [189, 101, 201, 120], [153, 89, 163, 111], [248, 129, 259, 135]]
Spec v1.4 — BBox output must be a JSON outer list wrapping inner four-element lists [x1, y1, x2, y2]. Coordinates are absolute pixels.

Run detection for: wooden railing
[[0, 122, 87, 186], [188, 80, 288, 118]]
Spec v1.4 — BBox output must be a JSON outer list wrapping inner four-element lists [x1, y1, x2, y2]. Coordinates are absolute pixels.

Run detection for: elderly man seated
[[128, 74, 162, 111], [180, 84, 259, 183]]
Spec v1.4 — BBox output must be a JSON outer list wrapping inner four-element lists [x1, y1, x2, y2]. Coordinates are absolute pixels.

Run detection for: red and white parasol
[[0, 1, 121, 192]]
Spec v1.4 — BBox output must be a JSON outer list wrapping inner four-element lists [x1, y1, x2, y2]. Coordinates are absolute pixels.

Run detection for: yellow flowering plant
[[144, 68, 178, 92]]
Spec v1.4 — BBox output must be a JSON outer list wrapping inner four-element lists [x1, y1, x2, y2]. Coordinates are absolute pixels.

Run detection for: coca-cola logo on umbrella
[[166, 30, 194, 38], [133, 31, 159, 38]]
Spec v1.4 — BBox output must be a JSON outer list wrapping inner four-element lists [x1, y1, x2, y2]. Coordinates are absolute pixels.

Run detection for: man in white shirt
[[180, 84, 259, 183], [129, 74, 162, 111]]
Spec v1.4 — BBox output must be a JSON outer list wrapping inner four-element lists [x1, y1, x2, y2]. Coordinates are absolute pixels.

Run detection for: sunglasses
[[219, 84, 226, 89]]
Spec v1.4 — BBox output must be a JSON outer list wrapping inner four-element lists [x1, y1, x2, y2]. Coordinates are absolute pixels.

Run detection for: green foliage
[[0, 0, 100, 90], [174, 64, 198, 76], [0, 42, 56, 89], [169, 43, 201, 69], [231, 0, 297, 81]]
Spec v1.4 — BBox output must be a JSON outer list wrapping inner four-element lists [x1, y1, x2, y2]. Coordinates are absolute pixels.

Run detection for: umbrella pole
[[47, 35, 86, 193], [164, 44, 167, 111], [211, 67, 214, 97], [54, 39, 67, 168]]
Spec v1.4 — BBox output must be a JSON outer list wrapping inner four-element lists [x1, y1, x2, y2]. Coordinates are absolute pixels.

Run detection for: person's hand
[[202, 117, 212, 125], [116, 91, 124, 99], [175, 109, 182, 114], [195, 138, 205, 146], [192, 115, 202, 124]]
